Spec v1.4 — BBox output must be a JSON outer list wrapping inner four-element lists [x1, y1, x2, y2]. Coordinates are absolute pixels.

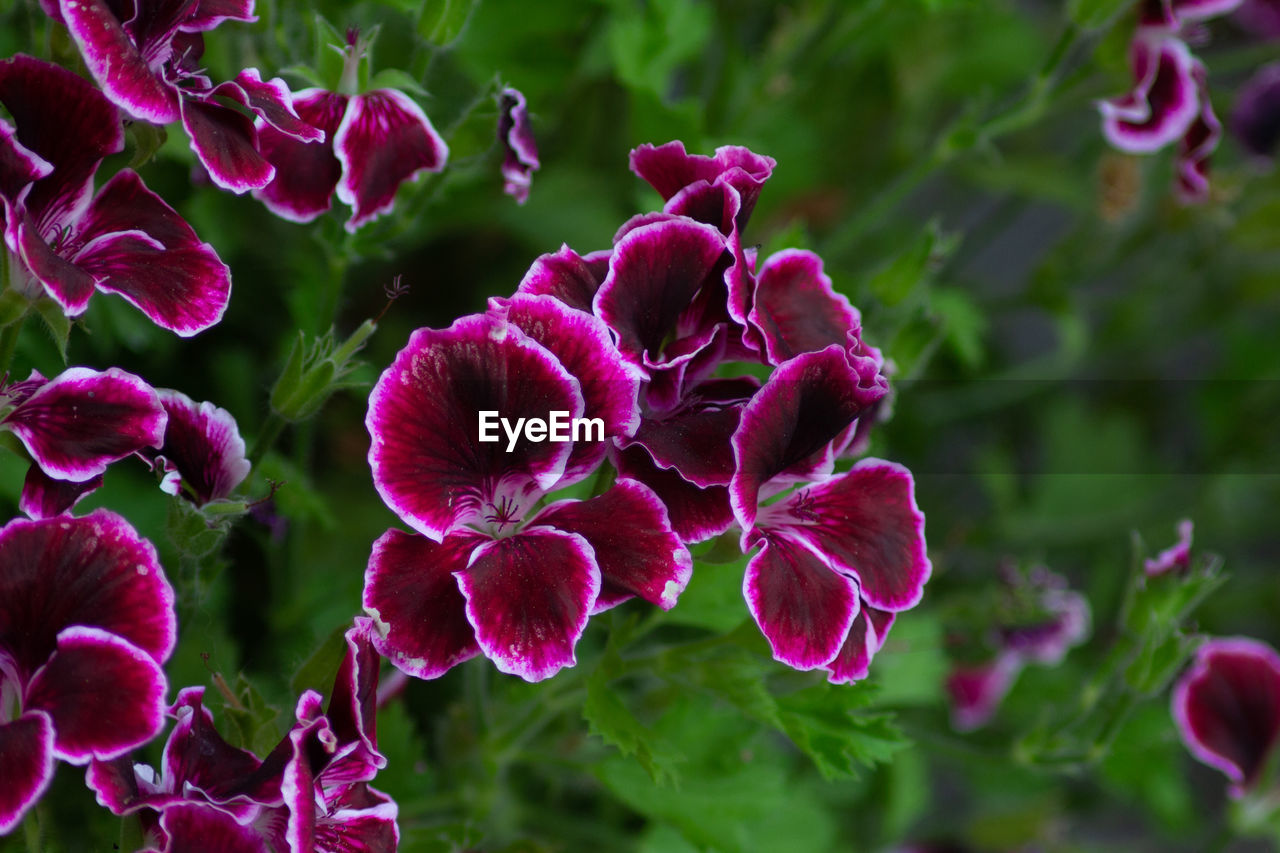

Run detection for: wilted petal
[[1145, 518, 1195, 576], [215, 71, 323, 142], [497, 87, 539, 204], [946, 653, 1022, 732], [744, 534, 860, 670], [1230, 62, 1280, 160], [1172, 637, 1280, 795], [181, 94, 274, 193], [2, 366, 166, 481], [532, 478, 691, 612], [182, 0, 258, 32], [515, 244, 610, 313], [334, 89, 448, 232], [253, 89, 349, 223], [593, 218, 727, 371], [749, 249, 859, 365], [825, 605, 895, 684], [158, 802, 272, 853], [0, 712, 55, 834], [1175, 64, 1220, 203], [1099, 37, 1201, 154], [770, 461, 930, 612], [147, 389, 250, 504], [0, 509, 176, 670], [629, 141, 775, 230], [57, 0, 180, 124], [363, 529, 481, 680], [25, 626, 167, 763], [456, 529, 600, 682], [729, 347, 888, 530], [19, 464, 102, 519], [612, 445, 735, 544], [366, 314, 580, 540]]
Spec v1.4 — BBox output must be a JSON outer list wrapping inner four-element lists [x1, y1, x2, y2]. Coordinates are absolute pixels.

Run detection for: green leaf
[[126, 122, 167, 170], [931, 286, 988, 369], [167, 496, 236, 560], [419, 0, 479, 46], [604, 0, 712, 96], [370, 68, 428, 97], [583, 666, 683, 786], [1068, 0, 1134, 30], [216, 673, 285, 756], [33, 298, 71, 362], [776, 684, 906, 779], [867, 222, 957, 307], [289, 624, 349, 698]]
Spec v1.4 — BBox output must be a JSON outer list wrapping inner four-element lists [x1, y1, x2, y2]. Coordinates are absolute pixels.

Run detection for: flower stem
[[0, 314, 27, 379], [248, 412, 287, 467], [22, 806, 42, 853]]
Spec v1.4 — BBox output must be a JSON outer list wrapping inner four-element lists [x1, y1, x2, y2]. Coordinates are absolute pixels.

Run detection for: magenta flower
[[1232, 63, 1280, 161], [1172, 637, 1280, 797], [1140, 0, 1245, 28], [0, 55, 231, 334], [1145, 518, 1195, 576], [53, 0, 323, 193], [497, 87, 539, 204], [364, 301, 691, 681], [1099, 36, 1203, 154], [253, 32, 447, 231], [0, 367, 166, 519], [0, 511, 175, 834], [140, 389, 251, 507], [1236, 0, 1280, 37], [946, 654, 1022, 733]]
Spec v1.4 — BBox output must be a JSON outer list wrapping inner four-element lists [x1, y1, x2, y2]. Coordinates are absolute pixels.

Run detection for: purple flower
[[53, 0, 322, 193], [0, 511, 175, 834], [140, 389, 251, 506], [1231, 62, 1280, 160], [1099, 36, 1203, 154], [1236, 0, 1280, 38], [497, 87, 539, 204], [0, 55, 231, 334], [1140, 0, 1246, 29], [1172, 637, 1280, 797], [1145, 518, 1195, 576], [363, 303, 690, 681], [946, 653, 1022, 733], [0, 367, 167, 519]]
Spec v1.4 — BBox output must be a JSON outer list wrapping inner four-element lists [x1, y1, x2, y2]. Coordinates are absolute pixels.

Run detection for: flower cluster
[[363, 140, 930, 684], [1097, 0, 1243, 201], [87, 620, 397, 851]]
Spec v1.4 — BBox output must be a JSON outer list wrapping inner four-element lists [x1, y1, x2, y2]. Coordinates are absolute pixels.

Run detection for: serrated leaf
[[867, 222, 956, 307], [583, 667, 683, 786], [217, 673, 284, 756], [931, 286, 988, 369], [776, 685, 906, 779], [33, 298, 71, 362], [167, 495, 235, 560], [419, 0, 478, 45], [127, 121, 167, 169]]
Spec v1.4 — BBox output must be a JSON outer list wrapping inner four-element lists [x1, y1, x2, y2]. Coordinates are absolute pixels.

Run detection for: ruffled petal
[[314, 792, 399, 853], [455, 529, 600, 682], [366, 314, 581, 540], [729, 347, 888, 530], [146, 389, 250, 504], [214, 70, 324, 142], [497, 87, 539, 204], [157, 802, 272, 853], [825, 605, 896, 684], [1172, 637, 1280, 796], [25, 626, 167, 763], [629, 141, 775, 231], [531, 478, 691, 612], [1230, 62, 1280, 160], [0, 509, 176, 671], [57, 0, 180, 124], [180, 94, 274, 193], [13, 216, 97, 315], [2, 366, 166, 481], [749, 249, 859, 365], [333, 89, 448, 232], [362, 529, 481, 679], [664, 178, 741, 236], [592, 218, 727, 371], [181, 0, 258, 32], [1175, 62, 1220, 204], [743, 534, 860, 671], [19, 464, 102, 519], [620, 378, 757, 487], [515, 244, 611, 314], [613, 444, 735, 544], [1099, 37, 1201, 154], [160, 687, 265, 810], [322, 618, 385, 785], [0, 712, 55, 834], [770, 460, 930, 612], [0, 117, 52, 210], [946, 653, 1022, 732], [253, 89, 348, 223], [1145, 519, 1195, 577], [77, 168, 201, 248]]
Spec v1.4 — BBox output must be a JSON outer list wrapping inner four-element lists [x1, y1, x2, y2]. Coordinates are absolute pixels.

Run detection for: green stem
[[248, 412, 287, 467], [0, 315, 25, 379], [22, 807, 42, 853]]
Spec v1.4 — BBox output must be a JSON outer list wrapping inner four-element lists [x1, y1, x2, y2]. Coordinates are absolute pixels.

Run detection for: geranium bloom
[[0, 367, 166, 519], [0, 55, 231, 334], [253, 29, 447, 231], [0, 510, 175, 834], [497, 87, 539, 204], [1172, 637, 1280, 797], [88, 619, 397, 852], [139, 389, 251, 507], [364, 299, 691, 681], [52, 0, 323, 192], [1144, 518, 1195, 576]]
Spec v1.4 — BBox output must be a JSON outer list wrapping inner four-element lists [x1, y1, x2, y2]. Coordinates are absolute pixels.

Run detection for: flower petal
[[25, 626, 167, 763], [2, 366, 166, 481], [180, 94, 274, 193], [1099, 37, 1201, 154], [333, 89, 448, 232], [1175, 62, 1221, 204], [160, 687, 265, 810], [1230, 62, 1280, 160], [323, 618, 386, 784], [773, 460, 931, 612], [57, 0, 180, 124], [0, 712, 55, 834], [0, 117, 53, 210], [613, 444, 735, 544], [215, 70, 323, 142], [665, 178, 741, 236], [456, 529, 600, 682], [946, 653, 1022, 732], [532, 478, 692, 612], [182, 0, 258, 32], [77, 168, 202, 249], [515, 244, 611, 314], [363, 529, 481, 680], [748, 249, 859, 366], [593, 218, 728, 371], [629, 141, 775, 230], [1145, 519, 1195, 577], [729, 347, 888, 530], [744, 534, 860, 671], [366, 314, 581, 540], [314, 792, 399, 853], [497, 87, 539, 204], [825, 605, 896, 684], [13, 216, 97, 315], [157, 802, 272, 853], [0, 509, 176, 670], [19, 464, 102, 519], [146, 389, 250, 504], [253, 88, 348, 223]]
